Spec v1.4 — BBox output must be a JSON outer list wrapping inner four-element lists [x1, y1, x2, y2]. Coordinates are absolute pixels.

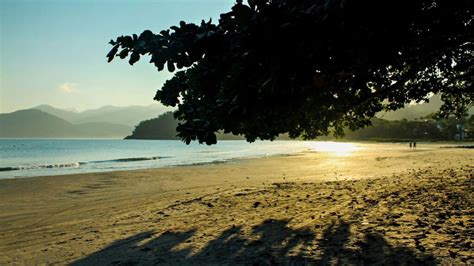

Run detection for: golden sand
[[0, 143, 472, 264]]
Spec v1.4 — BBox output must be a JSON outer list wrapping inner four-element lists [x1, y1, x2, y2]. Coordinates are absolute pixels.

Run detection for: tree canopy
[[107, 0, 473, 145]]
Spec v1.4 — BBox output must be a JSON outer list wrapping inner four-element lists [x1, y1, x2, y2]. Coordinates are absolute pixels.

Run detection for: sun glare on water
[[310, 141, 360, 156]]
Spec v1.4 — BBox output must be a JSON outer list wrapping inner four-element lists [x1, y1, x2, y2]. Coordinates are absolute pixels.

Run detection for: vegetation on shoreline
[[126, 112, 474, 142]]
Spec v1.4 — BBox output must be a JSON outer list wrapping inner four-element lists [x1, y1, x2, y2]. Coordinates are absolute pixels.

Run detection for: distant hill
[[342, 117, 473, 141], [125, 112, 291, 141], [75, 105, 172, 127], [125, 112, 179, 140], [33, 104, 82, 122], [0, 109, 76, 138], [34, 104, 173, 127], [0, 109, 132, 138], [126, 111, 473, 141], [377, 95, 473, 121]]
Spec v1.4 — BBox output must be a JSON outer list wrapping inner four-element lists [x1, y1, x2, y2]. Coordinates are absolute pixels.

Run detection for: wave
[[0, 162, 81, 172], [90, 156, 167, 164], [0, 156, 169, 172]]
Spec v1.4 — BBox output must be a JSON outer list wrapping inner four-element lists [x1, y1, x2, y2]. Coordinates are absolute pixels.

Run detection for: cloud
[[58, 83, 77, 93]]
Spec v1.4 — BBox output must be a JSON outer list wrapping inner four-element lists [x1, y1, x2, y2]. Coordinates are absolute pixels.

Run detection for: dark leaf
[[129, 52, 140, 65], [106, 44, 119, 62], [167, 61, 175, 72], [118, 49, 129, 59]]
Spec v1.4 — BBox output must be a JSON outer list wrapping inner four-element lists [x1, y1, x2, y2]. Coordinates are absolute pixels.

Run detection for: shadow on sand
[[72, 219, 435, 265]]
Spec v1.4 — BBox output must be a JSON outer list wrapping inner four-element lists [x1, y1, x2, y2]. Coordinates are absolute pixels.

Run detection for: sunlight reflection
[[309, 141, 360, 156]]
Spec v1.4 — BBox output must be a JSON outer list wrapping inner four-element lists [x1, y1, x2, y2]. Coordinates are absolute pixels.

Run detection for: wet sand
[[0, 143, 473, 264]]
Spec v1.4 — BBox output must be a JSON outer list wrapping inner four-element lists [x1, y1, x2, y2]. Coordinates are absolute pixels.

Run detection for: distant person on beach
[[409, 142, 412, 149], [413, 142, 417, 149]]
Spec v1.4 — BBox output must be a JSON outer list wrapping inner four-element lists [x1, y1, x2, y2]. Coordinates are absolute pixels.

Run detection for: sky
[[0, 0, 234, 113]]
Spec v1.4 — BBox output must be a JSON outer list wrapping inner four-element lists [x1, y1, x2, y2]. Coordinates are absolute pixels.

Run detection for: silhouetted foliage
[[108, 0, 473, 145]]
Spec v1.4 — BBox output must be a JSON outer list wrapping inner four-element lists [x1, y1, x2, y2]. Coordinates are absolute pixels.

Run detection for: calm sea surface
[[0, 139, 332, 179]]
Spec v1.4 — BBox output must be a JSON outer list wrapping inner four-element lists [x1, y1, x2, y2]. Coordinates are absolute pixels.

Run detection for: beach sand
[[0, 143, 473, 264]]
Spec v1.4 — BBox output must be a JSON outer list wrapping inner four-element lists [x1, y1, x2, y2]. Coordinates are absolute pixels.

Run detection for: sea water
[[0, 139, 318, 179]]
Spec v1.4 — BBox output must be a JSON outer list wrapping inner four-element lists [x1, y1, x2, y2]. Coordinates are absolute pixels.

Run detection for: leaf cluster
[[108, 0, 473, 145]]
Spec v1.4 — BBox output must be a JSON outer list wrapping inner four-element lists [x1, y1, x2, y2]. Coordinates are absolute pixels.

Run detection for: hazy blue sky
[[0, 0, 234, 113]]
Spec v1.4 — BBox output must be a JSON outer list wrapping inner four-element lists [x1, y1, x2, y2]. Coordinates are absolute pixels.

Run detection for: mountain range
[[1, 95, 471, 139], [0, 104, 172, 138], [33, 104, 172, 127]]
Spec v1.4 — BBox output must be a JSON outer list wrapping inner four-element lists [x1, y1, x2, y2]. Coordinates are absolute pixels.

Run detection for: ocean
[[0, 139, 348, 179]]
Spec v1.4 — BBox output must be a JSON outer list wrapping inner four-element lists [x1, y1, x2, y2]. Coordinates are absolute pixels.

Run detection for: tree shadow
[[318, 221, 435, 265], [73, 219, 435, 265], [71, 229, 196, 265]]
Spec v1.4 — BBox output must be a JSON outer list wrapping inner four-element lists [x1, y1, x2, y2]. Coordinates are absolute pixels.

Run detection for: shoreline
[[2, 141, 472, 180], [0, 139, 317, 180], [1, 144, 473, 264], [0, 151, 303, 181]]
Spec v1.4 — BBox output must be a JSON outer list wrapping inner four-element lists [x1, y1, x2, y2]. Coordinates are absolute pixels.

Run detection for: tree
[[107, 0, 473, 145]]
